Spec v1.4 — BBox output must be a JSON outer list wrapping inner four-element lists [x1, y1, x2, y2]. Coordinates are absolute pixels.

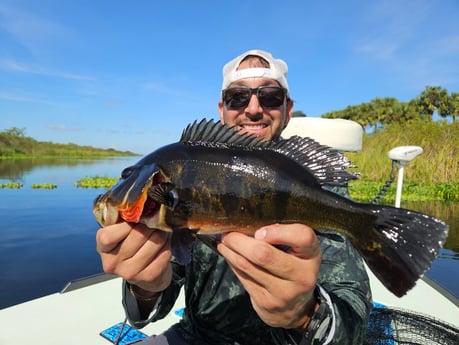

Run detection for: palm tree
[[416, 86, 449, 120]]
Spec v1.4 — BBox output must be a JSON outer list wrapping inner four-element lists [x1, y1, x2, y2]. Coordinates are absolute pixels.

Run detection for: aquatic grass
[[75, 176, 119, 189], [348, 180, 459, 203], [0, 182, 23, 189], [31, 183, 57, 189]]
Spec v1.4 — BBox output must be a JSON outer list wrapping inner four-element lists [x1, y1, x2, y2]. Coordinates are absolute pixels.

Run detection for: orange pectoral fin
[[120, 191, 148, 222]]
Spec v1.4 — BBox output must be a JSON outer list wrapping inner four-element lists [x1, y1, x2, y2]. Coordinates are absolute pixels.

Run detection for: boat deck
[[0, 268, 457, 345]]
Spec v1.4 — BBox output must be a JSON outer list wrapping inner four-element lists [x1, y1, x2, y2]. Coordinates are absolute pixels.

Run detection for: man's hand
[[217, 223, 322, 329], [96, 222, 172, 294]]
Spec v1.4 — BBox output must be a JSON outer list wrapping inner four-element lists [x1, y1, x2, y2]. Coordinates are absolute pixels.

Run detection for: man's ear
[[218, 101, 225, 124], [283, 99, 294, 129]]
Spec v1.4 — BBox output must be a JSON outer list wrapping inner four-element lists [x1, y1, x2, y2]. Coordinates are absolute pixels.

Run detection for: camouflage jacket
[[123, 233, 372, 345]]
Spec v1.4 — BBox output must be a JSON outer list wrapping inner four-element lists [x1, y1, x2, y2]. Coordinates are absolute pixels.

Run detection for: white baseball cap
[[222, 49, 289, 93]]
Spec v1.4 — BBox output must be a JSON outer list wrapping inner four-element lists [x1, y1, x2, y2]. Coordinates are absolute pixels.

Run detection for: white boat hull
[[0, 269, 457, 345]]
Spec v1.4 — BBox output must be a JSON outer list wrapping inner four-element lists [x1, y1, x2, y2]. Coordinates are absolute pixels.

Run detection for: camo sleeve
[[271, 233, 372, 345], [318, 233, 372, 344], [316, 187, 373, 343], [122, 259, 186, 329]]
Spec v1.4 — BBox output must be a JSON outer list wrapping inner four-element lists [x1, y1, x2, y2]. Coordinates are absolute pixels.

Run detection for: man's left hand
[[217, 223, 322, 329]]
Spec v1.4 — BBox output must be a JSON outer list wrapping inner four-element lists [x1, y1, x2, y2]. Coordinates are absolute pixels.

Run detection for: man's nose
[[245, 94, 263, 116]]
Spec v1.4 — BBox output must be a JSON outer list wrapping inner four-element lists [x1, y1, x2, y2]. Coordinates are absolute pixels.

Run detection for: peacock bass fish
[[93, 119, 448, 297]]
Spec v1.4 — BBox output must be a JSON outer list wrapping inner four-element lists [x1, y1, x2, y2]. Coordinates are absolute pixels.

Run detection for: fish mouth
[[121, 186, 159, 223], [93, 167, 169, 229], [121, 169, 173, 228]]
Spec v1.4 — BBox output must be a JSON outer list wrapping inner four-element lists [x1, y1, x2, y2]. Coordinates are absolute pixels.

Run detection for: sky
[[1, 0, 459, 154]]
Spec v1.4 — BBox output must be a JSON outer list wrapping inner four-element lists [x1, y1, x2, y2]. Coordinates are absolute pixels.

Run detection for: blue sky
[[1, 0, 458, 154]]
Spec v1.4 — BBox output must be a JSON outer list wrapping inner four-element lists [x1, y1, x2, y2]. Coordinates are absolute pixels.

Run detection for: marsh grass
[[346, 120, 458, 202]]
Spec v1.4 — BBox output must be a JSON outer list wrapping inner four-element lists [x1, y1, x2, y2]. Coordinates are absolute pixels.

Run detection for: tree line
[[0, 127, 136, 158], [300, 86, 458, 132]]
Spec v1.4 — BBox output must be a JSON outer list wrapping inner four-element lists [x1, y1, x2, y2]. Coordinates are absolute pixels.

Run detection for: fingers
[[217, 238, 273, 303], [219, 232, 303, 284], [128, 248, 173, 292], [219, 224, 321, 293], [96, 222, 132, 253], [117, 225, 168, 262], [121, 230, 171, 279], [95, 222, 172, 287], [255, 223, 321, 259], [217, 228, 320, 328], [219, 224, 321, 280]]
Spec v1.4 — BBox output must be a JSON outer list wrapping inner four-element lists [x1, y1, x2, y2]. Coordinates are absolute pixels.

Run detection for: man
[[96, 49, 372, 344]]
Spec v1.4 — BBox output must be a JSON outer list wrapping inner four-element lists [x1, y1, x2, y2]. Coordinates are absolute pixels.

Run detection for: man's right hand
[[96, 222, 172, 294]]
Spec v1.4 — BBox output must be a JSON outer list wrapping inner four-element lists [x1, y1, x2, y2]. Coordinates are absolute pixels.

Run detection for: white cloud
[[0, 90, 57, 105], [0, 3, 70, 55], [0, 58, 95, 81]]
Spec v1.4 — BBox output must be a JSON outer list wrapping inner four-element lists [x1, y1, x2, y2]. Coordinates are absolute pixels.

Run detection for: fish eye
[[121, 167, 133, 179]]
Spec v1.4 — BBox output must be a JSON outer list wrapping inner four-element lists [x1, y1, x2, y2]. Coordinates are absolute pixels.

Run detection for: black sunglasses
[[222, 86, 287, 109]]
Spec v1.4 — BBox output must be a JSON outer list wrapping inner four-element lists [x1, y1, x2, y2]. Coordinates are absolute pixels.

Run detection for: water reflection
[[0, 158, 117, 181], [405, 201, 459, 252]]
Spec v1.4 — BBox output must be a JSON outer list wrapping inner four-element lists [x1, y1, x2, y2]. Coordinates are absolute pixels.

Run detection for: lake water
[[0, 157, 458, 309]]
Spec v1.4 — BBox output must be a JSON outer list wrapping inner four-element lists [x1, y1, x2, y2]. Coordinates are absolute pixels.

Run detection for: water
[[0, 157, 138, 308], [0, 158, 458, 309]]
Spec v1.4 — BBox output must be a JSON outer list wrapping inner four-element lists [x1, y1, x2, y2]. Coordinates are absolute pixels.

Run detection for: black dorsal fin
[[180, 119, 358, 186], [181, 118, 270, 148]]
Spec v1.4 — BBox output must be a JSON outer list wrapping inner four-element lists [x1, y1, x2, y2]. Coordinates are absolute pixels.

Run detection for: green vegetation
[[318, 85, 458, 203], [347, 120, 458, 202], [347, 120, 457, 182], [349, 181, 459, 204], [323, 85, 458, 129], [75, 176, 119, 189], [32, 183, 57, 189], [0, 182, 23, 189], [75, 120, 457, 202], [292, 110, 307, 117], [0, 127, 138, 159], [1, 120, 458, 201]]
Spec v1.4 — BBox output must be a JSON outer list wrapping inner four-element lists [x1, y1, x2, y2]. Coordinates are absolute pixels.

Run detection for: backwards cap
[[222, 49, 289, 93]]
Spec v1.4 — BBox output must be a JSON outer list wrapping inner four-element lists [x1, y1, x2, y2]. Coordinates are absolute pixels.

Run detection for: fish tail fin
[[360, 204, 448, 297]]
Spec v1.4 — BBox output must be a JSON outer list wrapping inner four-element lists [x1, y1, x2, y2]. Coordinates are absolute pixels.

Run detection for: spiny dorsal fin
[[180, 119, 358, 186], [181, 118, 269, 148]]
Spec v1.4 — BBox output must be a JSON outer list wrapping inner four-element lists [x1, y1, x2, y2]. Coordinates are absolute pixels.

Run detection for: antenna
[[387, 146, 423, 207]]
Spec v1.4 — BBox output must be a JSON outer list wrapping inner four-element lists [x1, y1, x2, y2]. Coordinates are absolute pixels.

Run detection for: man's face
[[218, 61, 293, 141]]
